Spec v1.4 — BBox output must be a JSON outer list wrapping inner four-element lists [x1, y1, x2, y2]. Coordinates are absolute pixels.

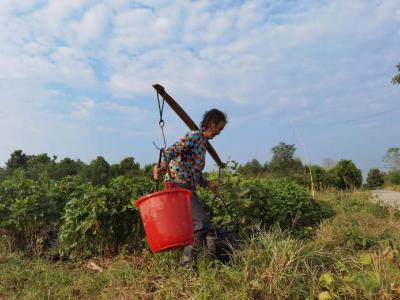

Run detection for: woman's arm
[[153, 161, 167, 180]]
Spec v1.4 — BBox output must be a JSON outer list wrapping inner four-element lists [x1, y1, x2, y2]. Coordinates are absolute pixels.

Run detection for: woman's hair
[[200, 109, 227, 129]]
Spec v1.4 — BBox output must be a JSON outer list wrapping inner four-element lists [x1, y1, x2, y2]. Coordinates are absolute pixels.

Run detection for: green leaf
[[318, 291, 332, 300], [80, 219, 94, 234], [355, 271, 380, 294], [319, 272, 335, 286], [335, 261, 347, 272], [359, 253, 372, 265]]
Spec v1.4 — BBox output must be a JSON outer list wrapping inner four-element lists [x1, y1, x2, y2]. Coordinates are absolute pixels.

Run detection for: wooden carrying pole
[[152, 84, 224, 168]]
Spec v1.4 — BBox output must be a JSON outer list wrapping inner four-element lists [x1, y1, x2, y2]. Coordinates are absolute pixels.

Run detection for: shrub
[[198, 171, 333, 230], [0, 172, 86, 251], [0, 172, 58, 243], [385, 170, 400, 185], [288, 165, 328, 191], [58, 176, 153, 258]]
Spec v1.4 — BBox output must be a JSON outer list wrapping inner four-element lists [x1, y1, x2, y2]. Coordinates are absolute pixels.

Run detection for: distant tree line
[[0, 144, 399, 191], [0, 150, 154, 186], [237, 142, 400, 190]]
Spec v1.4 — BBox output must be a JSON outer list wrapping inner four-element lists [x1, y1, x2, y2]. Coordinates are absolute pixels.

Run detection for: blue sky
[[1, 0, 399, 177]]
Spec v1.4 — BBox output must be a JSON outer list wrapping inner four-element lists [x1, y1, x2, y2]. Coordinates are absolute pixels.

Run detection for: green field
[[1, 190, 400, 300]]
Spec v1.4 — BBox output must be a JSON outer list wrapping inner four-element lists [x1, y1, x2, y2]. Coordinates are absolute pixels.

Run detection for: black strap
[[156, 92, 165, 126], [155, 148, 174, 191], [153, 91, 172, 191], [156, 148, 163, 191], [156, 92, 167, 149]]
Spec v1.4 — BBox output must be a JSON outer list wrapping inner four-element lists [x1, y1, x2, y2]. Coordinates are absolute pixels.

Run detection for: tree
[[310, 165, 327, 190], [6, 150, 30, 170], [268, 142, 303, 176], [325, 167, 340, 188], [27, 153, 54, 166], [386, 170, 400, 185], [120, 157, 140, 173], [383, 147, 400, 171], [142, 163, 156, 177], [83, 156, 110, 186], [110, 157, 141, 177], [238, 159, 265, 176], [0, 167, 6, 181], [25, 153, 56, 179], [335, 160, 362, 189], [51, 158, 84, 179], [366, 168, 384, 189], [392, 63, 400, 85]]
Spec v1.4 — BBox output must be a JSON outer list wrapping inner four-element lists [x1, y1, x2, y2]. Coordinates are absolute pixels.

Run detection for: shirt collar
[[199, 128, 208, 140]]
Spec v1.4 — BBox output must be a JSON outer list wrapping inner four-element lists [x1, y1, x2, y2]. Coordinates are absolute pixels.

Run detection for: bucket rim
[[134, 187, 192, 208]]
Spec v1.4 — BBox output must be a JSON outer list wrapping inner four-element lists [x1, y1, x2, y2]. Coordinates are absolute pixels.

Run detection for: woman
[[153, 108, 227, 264]]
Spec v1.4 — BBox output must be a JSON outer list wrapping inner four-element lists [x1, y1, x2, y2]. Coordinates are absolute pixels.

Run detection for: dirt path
[[371, 190, 400, 209]]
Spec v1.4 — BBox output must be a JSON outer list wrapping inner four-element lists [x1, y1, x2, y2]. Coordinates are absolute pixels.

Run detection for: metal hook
[[152, 141, 162, 150]]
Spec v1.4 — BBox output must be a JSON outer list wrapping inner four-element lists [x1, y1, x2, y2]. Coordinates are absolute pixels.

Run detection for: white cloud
[[0, 0, 399, 169], [4, 0, 397, 105], [376, 0, 400, 22], [48, 88, 66, 96], [0, 55, 53, 80], [110, 7, 177, 52], [51, 47, 98, 86], [30, 0, 91, 36], [66, 3, 109, 45], [103, 101, 150, 123], [72, 97, 96, 120], [0, 0, 38, 16]]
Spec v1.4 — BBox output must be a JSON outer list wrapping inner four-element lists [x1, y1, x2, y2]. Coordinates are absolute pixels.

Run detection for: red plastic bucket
[[134, 183, 193, 253]]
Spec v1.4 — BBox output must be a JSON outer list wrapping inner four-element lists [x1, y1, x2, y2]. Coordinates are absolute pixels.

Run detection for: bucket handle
[[155, 148, 175, 191], [155, 148, 163, 191]]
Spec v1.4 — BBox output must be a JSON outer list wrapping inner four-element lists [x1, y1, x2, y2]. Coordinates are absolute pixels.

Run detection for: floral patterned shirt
[[162, 130, 208, 188]]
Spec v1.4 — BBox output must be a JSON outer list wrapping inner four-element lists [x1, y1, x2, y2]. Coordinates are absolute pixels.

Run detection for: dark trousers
[[178, 184, 210, 264]]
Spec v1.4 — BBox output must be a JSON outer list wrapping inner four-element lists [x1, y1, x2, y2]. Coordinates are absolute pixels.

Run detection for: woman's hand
[[153, 163, 166, 180], [208, 180, 221, 195]]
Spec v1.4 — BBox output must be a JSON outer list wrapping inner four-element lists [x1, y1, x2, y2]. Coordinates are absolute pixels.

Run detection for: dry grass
[[385, 185, 400, 192]]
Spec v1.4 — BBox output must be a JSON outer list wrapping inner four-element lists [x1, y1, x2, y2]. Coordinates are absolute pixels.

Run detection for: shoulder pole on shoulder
[[152, 84, 225, 168]]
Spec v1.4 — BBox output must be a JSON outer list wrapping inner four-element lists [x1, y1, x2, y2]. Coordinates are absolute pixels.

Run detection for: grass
[[1, 190, 400, 299], [384, 185, 400, 192]]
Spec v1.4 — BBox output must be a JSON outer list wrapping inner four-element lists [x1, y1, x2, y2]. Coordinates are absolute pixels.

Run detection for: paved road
[[371, 190, 400, 209]]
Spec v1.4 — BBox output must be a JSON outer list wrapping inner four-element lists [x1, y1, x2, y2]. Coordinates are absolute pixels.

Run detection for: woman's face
[[203, 120, 225, 140]]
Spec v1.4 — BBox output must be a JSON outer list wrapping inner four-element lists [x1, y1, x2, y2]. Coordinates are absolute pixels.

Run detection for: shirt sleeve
[[162, 131, 199, 162]]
